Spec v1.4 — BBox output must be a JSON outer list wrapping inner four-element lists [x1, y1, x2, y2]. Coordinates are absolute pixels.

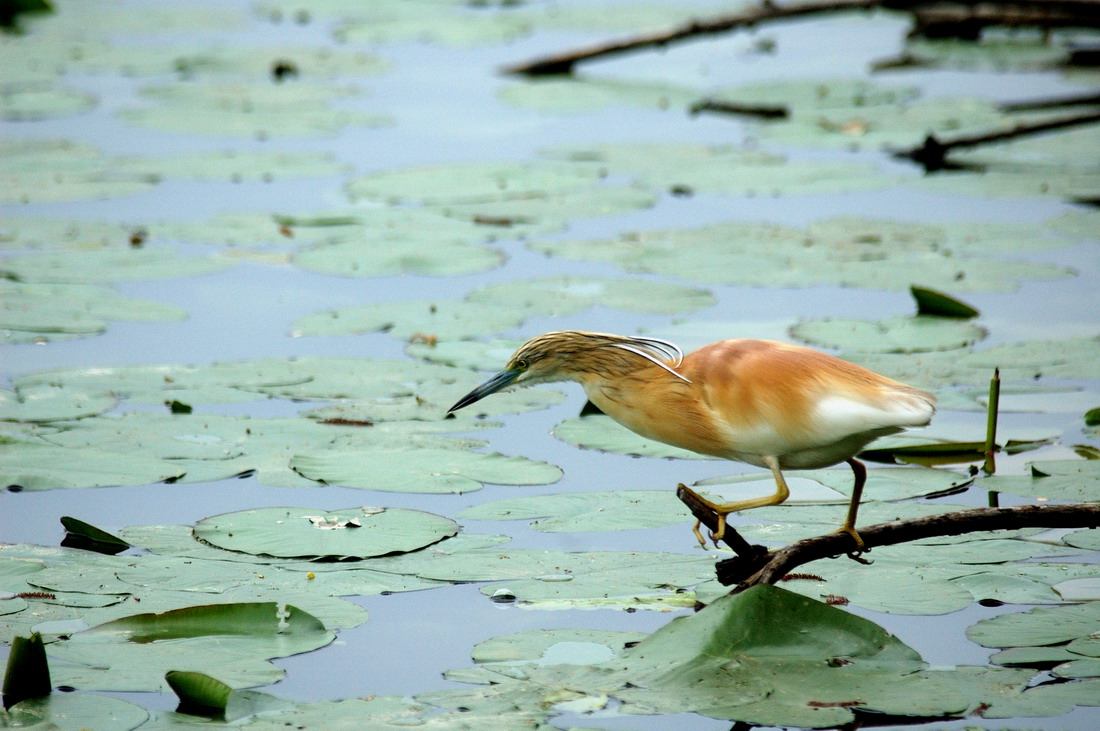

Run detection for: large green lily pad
[[119, 82, 392, 138], [458, 490, 689, 532], [48, 602, 333, 692], [1, 281, 188, 344], [530, 215, 1073, 292], [194, 506, 459, 559], [790, 314, 987, 353]]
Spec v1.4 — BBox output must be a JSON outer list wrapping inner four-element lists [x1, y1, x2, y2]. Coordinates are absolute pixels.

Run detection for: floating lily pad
[[0, 442, 186, 491], [119, 82, 391, 138], [291, 299, 527, 339], [545, 143, 888, 196], [458, 490, 689, 532], [968, 601, 1100, 648], [554, 415, 712, 460], [333, 3, 530, 47], [293, 238, 505, 277], [438, 184, 657, 234], [436, 585, 974, 726], [466, 276, 714, 316], [49, 602, 333, 692], [114, 150, 350, 183], [0, 385, 116, 422], [499, 76, 698, 115], [2, 694, 149, 730], [1, 247, 233, 283], [0, 81, 96, 120], [29, 411, 487, 489], [346, 161, 603, 205], [194, 506, 458, 559], [290, 448, 562, 493], [530, 215, 1073, 292], [790, 314, 987, 353], [13, 356, 472, 407], [1, 280, 188, 344], [0, 138, 157, 204]]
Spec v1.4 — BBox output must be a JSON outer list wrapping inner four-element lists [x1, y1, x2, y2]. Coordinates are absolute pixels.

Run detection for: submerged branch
[[503, 0, 1100, 76], [693, 503, 1100, 590], [892, 111, 1100, 171], [503, 0, 880, 76]]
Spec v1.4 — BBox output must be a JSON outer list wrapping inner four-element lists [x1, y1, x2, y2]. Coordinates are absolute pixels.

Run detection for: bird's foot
[[832, 524, 870, 562]]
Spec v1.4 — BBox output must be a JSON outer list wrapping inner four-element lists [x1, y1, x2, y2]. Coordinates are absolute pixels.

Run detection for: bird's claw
[[832, 525, 870, 562]]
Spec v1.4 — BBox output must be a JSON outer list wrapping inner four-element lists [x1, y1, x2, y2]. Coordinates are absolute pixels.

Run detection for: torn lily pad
[[194, 506, 458, 559]]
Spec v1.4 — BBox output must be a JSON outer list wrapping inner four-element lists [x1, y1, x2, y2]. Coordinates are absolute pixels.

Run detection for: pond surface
[[2, 0, 1099, 728]]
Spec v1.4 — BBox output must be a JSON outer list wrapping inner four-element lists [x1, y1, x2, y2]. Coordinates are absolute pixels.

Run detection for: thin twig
[[892, 111, 1100, 171], [711, 503, 1100, 589]]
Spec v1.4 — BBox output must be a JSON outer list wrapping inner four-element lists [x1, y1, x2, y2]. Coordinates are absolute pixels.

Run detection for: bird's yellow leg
[[832, 458, 867, 552], [683, 455, 790, 547]]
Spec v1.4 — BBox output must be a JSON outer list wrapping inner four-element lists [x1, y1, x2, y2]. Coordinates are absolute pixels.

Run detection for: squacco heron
[[449, 331, 935, 549]]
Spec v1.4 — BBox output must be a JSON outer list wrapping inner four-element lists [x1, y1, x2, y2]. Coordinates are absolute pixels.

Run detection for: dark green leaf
[[910, 285, 980, 318], [2, 633, 51, 710]]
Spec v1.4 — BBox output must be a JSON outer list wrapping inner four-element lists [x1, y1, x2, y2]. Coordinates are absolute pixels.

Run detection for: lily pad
[[458, 490, 689, 532], [48, 602, 333, 692], [530, 215, 1072, 292], [1, 281, 188, 344], [293, 238, 505, 277], [1, 247, 233, 284], [553, 415, 716, 460], [347, 160, 604, 206], [0, 385, 117, 422], [967, 601, 1100, 648], [0, 138, 158, 204], [546, 142, 889, 196], [790, 314, 987, 353], [499, 76, 698, 115], [290, 448, 563, 494], [0, 81, 95, 121], [466, 276, 714, 316], [193, 506, 459, 559], [2, 694, 149, 730], [0, 442, 186, 491], [119, 82, 391, 138]]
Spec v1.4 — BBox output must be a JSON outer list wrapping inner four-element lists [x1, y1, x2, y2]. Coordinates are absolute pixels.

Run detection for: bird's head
[[447, 331, 687, 414]]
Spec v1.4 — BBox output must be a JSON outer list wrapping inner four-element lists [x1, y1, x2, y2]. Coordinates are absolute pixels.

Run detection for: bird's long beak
[[448, 368, 521, 413]]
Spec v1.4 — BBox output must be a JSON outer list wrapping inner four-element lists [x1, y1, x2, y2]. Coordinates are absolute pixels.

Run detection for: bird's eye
[[516, 359, 529, 370]]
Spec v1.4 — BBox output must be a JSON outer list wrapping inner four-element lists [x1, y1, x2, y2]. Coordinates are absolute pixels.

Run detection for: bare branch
[[699, 503, 1100, 589]]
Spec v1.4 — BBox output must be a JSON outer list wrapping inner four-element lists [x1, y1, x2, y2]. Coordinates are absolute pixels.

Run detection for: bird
[[448, 331, 936, 550]]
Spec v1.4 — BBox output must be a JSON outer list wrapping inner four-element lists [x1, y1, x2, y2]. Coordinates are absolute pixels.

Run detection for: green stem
[[983, 368, 1000, 475]]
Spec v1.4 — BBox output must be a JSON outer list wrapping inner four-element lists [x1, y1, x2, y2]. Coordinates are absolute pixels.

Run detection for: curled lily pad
[[194, 506, 459, 559]]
